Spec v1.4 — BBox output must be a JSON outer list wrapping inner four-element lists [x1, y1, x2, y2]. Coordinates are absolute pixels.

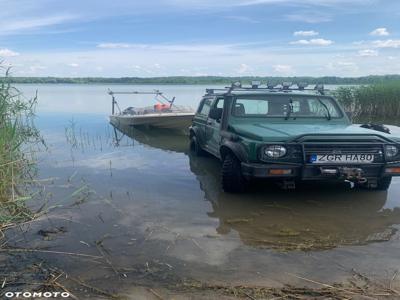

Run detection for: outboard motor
[[360, 123, 390, 134]]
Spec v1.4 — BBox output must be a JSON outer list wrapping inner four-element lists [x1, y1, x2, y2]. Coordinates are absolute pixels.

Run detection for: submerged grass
[[333, 81, 400, 124], [0, 66, 42, 231]]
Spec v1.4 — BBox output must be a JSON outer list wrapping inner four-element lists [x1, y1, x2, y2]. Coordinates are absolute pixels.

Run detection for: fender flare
[[189, 126, 206, 147], [220, 141, 248, 163]]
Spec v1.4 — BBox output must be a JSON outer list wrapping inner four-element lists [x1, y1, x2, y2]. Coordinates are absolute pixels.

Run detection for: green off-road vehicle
[[189, 82, 400, 193]]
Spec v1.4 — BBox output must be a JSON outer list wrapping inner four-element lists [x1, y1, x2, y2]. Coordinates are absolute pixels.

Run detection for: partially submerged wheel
[[190, 135, 205, 156], [222, 153, 247, 193]]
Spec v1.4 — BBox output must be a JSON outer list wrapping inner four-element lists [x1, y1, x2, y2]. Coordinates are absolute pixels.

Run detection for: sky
[[0, 0, 399, 77]]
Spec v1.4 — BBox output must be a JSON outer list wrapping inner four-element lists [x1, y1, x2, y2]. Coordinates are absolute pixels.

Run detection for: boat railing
[[109, 89, 183, 115]]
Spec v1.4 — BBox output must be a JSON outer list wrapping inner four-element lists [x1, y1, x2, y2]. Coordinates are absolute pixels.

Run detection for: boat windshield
[[232, 95, 343, 119]]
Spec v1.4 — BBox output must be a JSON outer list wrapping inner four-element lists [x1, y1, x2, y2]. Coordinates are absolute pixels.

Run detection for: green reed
[[0, 66, 42, 229], [333, 81, 400, 124]]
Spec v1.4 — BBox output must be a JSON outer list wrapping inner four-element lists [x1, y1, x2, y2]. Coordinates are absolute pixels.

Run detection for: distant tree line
[[2, 75, 400, 85]]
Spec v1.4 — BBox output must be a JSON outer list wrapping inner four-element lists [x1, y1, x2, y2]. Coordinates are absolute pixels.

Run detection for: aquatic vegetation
[[0, 66, 42, 229], [333, 81, 400, 124]]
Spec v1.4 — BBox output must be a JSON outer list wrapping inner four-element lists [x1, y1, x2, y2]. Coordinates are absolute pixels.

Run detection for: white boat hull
[[109, 112, 194, 130]]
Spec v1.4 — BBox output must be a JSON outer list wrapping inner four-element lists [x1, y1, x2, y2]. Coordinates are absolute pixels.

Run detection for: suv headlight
[[385, 145, 398, 158], [265, 145, 287, 158]]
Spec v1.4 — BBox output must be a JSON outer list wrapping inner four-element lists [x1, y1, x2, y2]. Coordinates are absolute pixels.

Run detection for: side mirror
[[209, 108, 223, 121]]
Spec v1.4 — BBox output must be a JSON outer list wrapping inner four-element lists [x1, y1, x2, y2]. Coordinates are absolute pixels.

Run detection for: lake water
[[4, 84, 400, 299]]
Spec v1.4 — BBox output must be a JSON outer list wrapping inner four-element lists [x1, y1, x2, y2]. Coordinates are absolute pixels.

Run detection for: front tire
[[190, 135, 205, 156], [222, 153, 247, 193]]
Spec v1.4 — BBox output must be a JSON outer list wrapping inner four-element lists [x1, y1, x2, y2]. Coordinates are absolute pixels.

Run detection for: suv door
[[205, 98, 224, 157], [193, 97, 214, 148]]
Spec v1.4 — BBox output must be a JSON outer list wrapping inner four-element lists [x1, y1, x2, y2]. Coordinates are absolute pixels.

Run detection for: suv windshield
[[232, 95, 342, 119]]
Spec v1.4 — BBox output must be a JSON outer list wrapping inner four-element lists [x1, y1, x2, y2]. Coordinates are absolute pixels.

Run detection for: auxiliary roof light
[[267, 83, 276, 89], [251, 81, 261, 88], [282, 82, 292, 90], [297, 82, 308, 90], [232, 81, 242, 88], [315, 83, 324, 91]]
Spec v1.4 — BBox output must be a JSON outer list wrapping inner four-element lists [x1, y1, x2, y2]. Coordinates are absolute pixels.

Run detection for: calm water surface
[[9, 84, 400, 297]]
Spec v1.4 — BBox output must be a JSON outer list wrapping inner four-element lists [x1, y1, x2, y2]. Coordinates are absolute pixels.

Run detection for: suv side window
[[216, 98, 224, 109], [198, 98, 212, 116], [208, 98, 224, 121]]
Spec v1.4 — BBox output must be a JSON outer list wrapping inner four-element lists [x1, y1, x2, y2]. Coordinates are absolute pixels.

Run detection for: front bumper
[[241, 161, 400, 180]]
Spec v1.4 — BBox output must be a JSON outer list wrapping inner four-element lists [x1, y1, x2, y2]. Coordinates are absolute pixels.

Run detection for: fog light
[[265, 145, 287, 158], [385, 167, 400, 174], [269, 169, 292, 175]]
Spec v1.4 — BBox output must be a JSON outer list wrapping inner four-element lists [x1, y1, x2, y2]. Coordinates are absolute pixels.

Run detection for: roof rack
[[205, 82, 328, 96]]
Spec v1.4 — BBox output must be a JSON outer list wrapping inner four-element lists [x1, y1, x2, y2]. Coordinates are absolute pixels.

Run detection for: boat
[[108, 90, 195, 131]]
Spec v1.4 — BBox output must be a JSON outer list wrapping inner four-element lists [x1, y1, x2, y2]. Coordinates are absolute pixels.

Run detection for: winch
[[320, 167, 367, 183]]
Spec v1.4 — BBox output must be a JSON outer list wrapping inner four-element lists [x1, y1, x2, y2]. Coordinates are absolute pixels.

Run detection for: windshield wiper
[[285, 99, 294, 120], [317, 98, 331, 120]]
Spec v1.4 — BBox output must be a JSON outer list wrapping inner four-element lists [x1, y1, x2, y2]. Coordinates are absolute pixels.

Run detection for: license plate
[[310, 153, 374, 164]]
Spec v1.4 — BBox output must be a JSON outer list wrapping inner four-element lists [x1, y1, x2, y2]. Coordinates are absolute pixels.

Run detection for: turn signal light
[[269, 169, 292, 175], [385, 167, 400, 174]]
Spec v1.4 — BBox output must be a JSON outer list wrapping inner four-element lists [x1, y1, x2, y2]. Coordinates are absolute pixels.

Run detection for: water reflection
[[112, 123, 188, 153], [110, 122, 400, 251], [189, 155, 400, 250]]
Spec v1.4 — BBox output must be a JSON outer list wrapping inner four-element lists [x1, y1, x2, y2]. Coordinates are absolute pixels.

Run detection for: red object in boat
[[154, 103, 171, 111]]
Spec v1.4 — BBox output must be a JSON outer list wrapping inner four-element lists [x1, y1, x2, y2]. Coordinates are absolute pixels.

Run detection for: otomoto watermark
[[3, 291, 70, 298]]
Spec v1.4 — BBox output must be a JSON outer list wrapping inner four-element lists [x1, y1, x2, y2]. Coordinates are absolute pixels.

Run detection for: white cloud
[[68, 63, 79, 67], [166, 0, 372, 9], [327, 61, 359, 74], [294, 30, 319, 36], [236, 63, 252, 74], [6, 40, 395, 77], [358, 49, 378, 57], [28, 65, 47, 73], [273, 64, 293, 74], [372, 39, 400, 48], [0, 48, 20, 57], [0, 14, 79, 35], [96, 42, 239, 55], [290, 38, 333, 46], [97, 43, 132, 49], [285, 12, 332, 23], [225, 16, 260, 23], [370, 27, 389, 36]]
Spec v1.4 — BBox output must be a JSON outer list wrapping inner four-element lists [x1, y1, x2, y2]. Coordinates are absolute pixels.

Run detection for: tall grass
[[0, 66, 42, 229], [333, 81, 400, 124]]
